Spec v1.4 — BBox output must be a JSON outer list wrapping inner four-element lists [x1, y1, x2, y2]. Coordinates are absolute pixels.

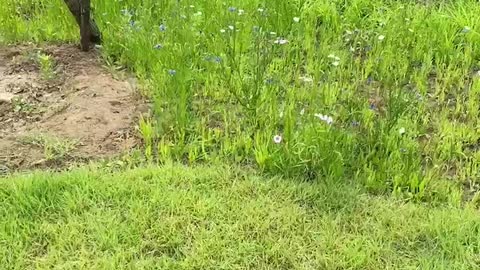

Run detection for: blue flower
[[228, 7, 237, 12], [351, 120, 360, 127], [168, 69, 176, 76], [159, 24, 167, 32], [213, 56, 222, 63], [153, 44, 163, 50]]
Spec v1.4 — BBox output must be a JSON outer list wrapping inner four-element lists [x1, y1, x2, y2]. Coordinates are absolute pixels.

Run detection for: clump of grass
[[20, 133, 77, 162]]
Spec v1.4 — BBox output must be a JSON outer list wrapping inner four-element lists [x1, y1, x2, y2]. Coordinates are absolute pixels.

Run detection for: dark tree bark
[[63, 0, 101, 51]]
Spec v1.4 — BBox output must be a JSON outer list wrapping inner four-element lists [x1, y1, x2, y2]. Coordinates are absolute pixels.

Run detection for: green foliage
[[1, 0, 478, 199]]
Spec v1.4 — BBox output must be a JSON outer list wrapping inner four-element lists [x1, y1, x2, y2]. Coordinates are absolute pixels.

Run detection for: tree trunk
[[63, 0, 101, 50]]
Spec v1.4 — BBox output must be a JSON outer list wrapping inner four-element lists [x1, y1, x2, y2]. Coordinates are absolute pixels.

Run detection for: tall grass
[[1, 0, 479, 199]]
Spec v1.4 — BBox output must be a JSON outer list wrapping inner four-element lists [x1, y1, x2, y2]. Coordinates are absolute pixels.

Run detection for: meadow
[[0, 0, 479, 268]]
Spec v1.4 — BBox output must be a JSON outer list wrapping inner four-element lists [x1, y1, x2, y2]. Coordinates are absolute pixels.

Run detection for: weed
[[20, 133, 77, 162], [36, 52, 55, 80]]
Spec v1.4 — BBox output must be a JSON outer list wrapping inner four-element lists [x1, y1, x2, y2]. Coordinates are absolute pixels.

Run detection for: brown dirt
[[0, 44, 147, 173]]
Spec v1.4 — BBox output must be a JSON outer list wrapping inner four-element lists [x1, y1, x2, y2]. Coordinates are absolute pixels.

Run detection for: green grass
[[1, 164, 479, 269], [1, 1, 480, 268], [1, 0, 479, 198]]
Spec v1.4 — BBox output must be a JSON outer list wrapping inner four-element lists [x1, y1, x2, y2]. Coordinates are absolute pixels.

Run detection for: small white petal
[[273, 135, 283, 144], [332, 61, 340, 67], [228, 25, 234, 30], [399, 127, 406, 135], [378, 35, 385, 41], [258, 8, 265, 13], [220, 29, 226, 33], [293, 17, 300, 23]]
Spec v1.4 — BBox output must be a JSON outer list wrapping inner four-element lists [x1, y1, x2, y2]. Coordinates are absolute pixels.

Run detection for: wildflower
[[213, 56, 222, 63], [274, 38, 288, 45], [258, 8, 265, 13], [220, 29, 226, 33], [351, 120, 360, 127], [228, 7, 237, 12], [332, 61, 340, 67], [273, 135, 282, 144], [378, 35, 385, 41], [299, 75, 313, 83], [315, 114, 334, 125], [399, 127, 406, 135], [279, 111, 284, 118], [194, 11, 202, 16], [293, 17, 300, 23], [408, 28, 414, 33], [238, 9, 245, 15], [159, 24, 167, 32], [265, 78, 274, 84], [189, 5, 195, 8], [300, 109, 305, 115], [228, 25, 235, 31], [153, 44, 163, 50], [168, 69, 176, 76], [463, 26, 471, 33]]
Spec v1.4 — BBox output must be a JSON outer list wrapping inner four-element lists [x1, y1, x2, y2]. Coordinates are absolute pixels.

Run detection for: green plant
[[37, 52, 55, 80]]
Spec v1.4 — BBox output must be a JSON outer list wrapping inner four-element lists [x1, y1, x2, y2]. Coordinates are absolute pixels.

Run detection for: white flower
[[189, 5, 195, 8], [299, 76, 313, 83], [194, 11, 202, 16], [463, 26, 471, 33], [332, 61, 340, 67], [300, 109, 305, 115], [279, 111, 284, 118], [327, 53, 336, 58], [238, 9, 245, 15], [408, 28, 414, 33], [378, 35, 385, 41], [228, 25, 234, 31], [293, 17, 300, 23], [274, 38, 288, 45], [258, 8, 265, 13], [273, 135, 282, 144], [399, 127, 406, 135], [314, 114, 334, 125], [220, 29, 226, 33]]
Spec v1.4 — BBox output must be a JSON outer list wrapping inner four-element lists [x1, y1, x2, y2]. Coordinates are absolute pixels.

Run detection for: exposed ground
[[0, 44, 146, 172]]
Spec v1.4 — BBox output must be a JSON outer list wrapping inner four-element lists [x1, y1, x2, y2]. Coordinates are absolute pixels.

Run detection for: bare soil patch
[[0, 44, 147, 173]]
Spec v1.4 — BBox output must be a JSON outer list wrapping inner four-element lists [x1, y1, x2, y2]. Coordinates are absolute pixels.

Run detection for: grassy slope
[[1, 165, 479, 269]]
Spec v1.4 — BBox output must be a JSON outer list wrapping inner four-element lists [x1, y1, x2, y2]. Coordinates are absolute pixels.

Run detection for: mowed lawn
[[1, 165, 479, 269]]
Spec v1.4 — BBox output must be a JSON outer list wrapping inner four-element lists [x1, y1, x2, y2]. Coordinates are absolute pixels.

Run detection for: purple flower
[[159, 24, 167, 32]]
